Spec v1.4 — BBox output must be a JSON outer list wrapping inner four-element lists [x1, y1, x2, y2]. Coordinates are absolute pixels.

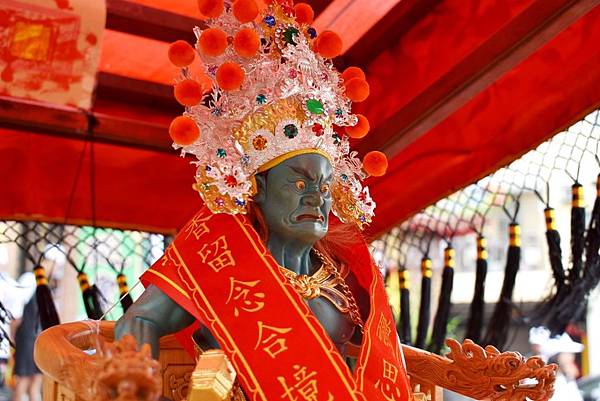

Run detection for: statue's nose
[[302, 190, 324, 207]]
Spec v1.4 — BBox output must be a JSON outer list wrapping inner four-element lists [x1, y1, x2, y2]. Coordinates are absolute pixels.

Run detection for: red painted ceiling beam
[[306, 0, 330, 18], [106, 0, 205, 43], [341, 0, 441, 68], [365, 5, 600, 238], [0, 96, 173, 153], [355, 0, 599, 157], [96, 72, 180, 113]]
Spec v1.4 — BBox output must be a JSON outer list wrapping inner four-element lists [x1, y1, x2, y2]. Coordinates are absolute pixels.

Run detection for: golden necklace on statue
[[278, 249, 365, 332]]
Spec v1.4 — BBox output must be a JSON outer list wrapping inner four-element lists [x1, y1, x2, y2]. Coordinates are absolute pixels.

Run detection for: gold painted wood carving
[[92, 336, 161, 401], [167, 370, 192, 401], [34, 322, 161, 401], [35, 320, 557, 401], [403, 339, 557, 401]]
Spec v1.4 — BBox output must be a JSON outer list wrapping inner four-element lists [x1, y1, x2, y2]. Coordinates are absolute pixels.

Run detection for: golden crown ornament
[[167, 0, 387, 228]]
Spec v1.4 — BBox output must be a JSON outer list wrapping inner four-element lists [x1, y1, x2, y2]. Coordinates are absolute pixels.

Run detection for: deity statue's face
[[255, 153, 333, 244]]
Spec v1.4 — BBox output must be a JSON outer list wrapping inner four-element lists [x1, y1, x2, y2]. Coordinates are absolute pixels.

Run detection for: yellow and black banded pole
[[34, 265, 60, 330], [117, 273, 134, 312], [429, 246, 455, 354], [415, 257, 432, 349], [569, 183, 586, 283], [397, 269, 412, 345], [484, 223, 521, 350], [77, 272, 104, 320], [465, 236, 488, 343]]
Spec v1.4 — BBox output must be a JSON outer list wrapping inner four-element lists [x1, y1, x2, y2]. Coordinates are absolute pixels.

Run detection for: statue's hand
[[92, 335, 162, 401]]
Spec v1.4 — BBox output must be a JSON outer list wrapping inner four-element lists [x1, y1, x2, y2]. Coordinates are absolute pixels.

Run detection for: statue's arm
[[115, 285, 196, 358]]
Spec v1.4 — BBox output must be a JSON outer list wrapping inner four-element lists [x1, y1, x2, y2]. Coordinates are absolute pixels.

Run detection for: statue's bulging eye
[[295, 180, 306, 191], [320, 184, 330, 194]]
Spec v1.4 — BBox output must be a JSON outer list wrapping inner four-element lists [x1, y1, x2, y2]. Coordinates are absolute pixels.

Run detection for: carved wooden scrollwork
[[404, 339, 557, 401], [167, 371, 192, 401]]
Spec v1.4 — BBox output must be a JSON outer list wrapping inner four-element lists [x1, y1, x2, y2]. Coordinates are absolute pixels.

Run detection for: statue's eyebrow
[[289, 165, 316, 181]]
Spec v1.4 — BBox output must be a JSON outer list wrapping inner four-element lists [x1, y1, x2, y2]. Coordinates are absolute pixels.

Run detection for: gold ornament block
[[187, 350, 236, 401]]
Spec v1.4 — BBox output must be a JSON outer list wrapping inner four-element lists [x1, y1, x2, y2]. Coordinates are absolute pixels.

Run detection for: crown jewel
[[168, 0, 386, 228]]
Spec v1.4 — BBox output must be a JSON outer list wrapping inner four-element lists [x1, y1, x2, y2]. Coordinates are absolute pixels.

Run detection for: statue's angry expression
[[255, 153, 333, 243]]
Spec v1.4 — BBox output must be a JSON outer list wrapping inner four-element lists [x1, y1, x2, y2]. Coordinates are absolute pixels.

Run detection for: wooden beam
[[341, 0, 441, 67], [306, 0, 330, 17], [356, 0, 600, 157], [96, 72, 181, 113], [106, 0, 206, 43], [0, 96, 172, 153], [314, 0, 409, 55]]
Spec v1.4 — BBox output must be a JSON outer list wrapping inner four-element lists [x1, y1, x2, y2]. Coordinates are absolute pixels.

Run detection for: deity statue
[[114, 0, 411, 399], [93, 1, 558, 400], [30, 2, 559, 400]]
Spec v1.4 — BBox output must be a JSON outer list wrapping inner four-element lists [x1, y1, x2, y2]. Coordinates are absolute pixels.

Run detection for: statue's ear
[[254, 173, 267, 204]]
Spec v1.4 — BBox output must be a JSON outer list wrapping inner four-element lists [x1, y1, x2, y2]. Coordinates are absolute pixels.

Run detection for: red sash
[[142, 208, 412, 401]]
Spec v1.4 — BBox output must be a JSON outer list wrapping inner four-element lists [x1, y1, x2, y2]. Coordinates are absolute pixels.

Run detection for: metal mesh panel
[[372, 110, 600, 352], [374, 109, 600, 272], [0, 221, 164, 318]]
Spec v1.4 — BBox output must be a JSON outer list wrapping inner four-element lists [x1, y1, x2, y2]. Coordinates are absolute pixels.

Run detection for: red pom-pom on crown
[[363, 151, 388, 177], [216, 62, 245, 91], [345, 114, 370, 139], [168, 40, 195, 67], [169, 116, 200, 145]]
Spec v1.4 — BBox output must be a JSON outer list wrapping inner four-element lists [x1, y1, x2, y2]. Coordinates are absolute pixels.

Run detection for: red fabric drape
[[366, 5, 600, 237], [0, 128, 197, 233], [355, 0, 540, 128]]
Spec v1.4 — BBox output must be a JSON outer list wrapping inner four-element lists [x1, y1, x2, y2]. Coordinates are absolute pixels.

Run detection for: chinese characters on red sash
[[142, 208, 413, 401]]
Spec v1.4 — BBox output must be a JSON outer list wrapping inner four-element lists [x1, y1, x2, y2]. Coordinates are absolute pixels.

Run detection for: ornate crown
[[167, 0, 387, 228]]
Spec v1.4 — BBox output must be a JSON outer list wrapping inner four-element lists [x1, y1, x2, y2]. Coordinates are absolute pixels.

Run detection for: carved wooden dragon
[[404, 339, 557, 401]]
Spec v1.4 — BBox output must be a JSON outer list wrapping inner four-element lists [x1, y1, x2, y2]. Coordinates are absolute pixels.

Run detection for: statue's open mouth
[[296, 214, 324, 222]]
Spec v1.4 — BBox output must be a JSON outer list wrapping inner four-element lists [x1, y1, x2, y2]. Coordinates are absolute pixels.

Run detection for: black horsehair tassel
[[465, 236, 488, 343], [484, 223, 521, 350], [536, 207, 566, 325], [546, 184, 587, 334], [583, 175, 600, 287], [554, 175, 600, 332], [569, 183, 586, 285], [117, 273, 134, 312], [34, 265, 60, 330], [415, 257, 432, 349], [429, 246, 455, 354], [545, 207, 566, 295], [78, 272, 104, 320], [398, 268, 412, 345]]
